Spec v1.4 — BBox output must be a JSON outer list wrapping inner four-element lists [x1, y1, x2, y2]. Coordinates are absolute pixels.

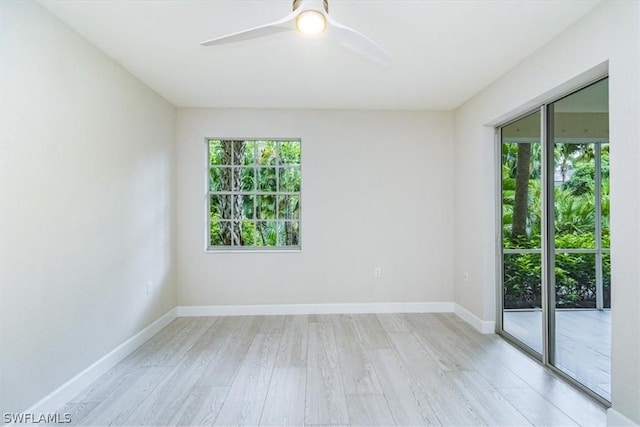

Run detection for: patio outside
[[504, 309, 611, 401]]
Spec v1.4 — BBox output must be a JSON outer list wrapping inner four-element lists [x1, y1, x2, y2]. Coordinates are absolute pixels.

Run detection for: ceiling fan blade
[[201, 11, 297, 46], [326, 15, 391, 66]]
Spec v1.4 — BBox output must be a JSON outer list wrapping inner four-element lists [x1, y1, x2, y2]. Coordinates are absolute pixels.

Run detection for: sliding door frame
[[495, 76, 610, 406], [495, 107, 545, 362], [542, 103, 555, 367]]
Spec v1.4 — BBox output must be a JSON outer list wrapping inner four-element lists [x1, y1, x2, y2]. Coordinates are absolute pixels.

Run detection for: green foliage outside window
[[502, 142, 610, 309], [208, 140, 301, 248]]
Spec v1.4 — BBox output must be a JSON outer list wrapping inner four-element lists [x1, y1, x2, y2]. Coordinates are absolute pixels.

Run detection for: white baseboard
[[177, 302, 455, 317], [454, 303, 496, 334], [23, 308, 177, 416], [608, 408, 640, 426], [177, 302, 495, 334]]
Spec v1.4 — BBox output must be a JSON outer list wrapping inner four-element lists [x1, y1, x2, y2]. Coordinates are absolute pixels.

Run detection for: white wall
[[4, 0, 635, 420], [176, 109, 454, 307], [0, 2, 177, 414], [453, 1, 639, 423]]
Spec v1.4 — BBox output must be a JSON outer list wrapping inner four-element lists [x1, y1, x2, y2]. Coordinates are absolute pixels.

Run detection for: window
[[207, 139, 301, 250]]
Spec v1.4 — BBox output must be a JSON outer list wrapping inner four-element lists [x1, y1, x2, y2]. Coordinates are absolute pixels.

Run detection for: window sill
[[204, 246, 302, 254]]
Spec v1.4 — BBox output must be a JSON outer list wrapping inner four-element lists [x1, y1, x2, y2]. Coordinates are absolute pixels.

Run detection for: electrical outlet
[[463, 272, 470, 282], [374, 267, 382, 278]]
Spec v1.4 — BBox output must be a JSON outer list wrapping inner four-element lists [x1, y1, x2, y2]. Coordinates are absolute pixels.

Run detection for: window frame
[[204, 138, 302, 252]]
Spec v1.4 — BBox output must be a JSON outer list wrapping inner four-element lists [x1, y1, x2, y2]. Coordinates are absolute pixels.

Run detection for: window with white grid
[[207, 139, 301, 250]]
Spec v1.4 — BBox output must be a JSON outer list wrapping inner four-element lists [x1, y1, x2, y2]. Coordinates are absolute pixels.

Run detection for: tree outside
[[502, 141, 610, 309], [209, 140, 301, 248]]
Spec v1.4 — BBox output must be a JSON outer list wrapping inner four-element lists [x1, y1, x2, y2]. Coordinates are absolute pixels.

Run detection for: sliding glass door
[[547, 78, 610, 400], [499, 78, 610, 402], [501, 110, 543, 355]]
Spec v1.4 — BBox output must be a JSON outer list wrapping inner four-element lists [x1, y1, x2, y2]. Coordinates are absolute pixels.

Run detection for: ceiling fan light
[[296, 10, 326, 35]]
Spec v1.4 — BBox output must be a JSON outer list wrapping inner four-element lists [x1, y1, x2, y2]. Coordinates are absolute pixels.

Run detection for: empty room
[[1, 1, 639, 426]]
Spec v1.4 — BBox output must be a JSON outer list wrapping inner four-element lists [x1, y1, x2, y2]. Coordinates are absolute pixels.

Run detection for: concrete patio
[[503, 309, 611, 400]]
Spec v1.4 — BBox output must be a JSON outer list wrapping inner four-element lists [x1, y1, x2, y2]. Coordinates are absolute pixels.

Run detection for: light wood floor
[[57, 313, 607, 426], [504, 309, 611, 400]]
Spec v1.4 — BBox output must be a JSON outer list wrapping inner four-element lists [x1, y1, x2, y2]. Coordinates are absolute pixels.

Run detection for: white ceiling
[[40, 0, 600, 110]]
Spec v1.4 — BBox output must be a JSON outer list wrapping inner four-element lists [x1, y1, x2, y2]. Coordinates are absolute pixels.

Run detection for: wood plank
[[369, 348, 439, 426], [305, 322, 349, 425], [433, 314, 530, 389], [166, 385, 229, 426], [376, 313, 412, 332], [196, 315, 262, 386], [188, 315, 236, 353], [274, 315, 308, 368], [352, 314, 392, 349], [76, 367, 169, 426], [332, 314, 383, 394], [405, 313, 477, 371], [68, 319, 198, 403], [67, 363, 136, 404], [257, 315, 286, 334], [447, 370, 533, 426], [303, 425, 349, 427], [213, 333, 280, 426], [119, 318, 195, 368], [308, 314, 334, 323], [54, 401, 99, 426], [345, 394, 395, 427], [387, 331, 485, 426], [122, 329, 235, 426], [525, 374, 608, 426], [142, 317, 217, 367], [259, 367, 306, 426], [498, 387, 579, 426]]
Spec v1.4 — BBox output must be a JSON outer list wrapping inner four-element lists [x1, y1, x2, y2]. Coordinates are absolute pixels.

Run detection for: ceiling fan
[[200, 0, 390, 66]]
